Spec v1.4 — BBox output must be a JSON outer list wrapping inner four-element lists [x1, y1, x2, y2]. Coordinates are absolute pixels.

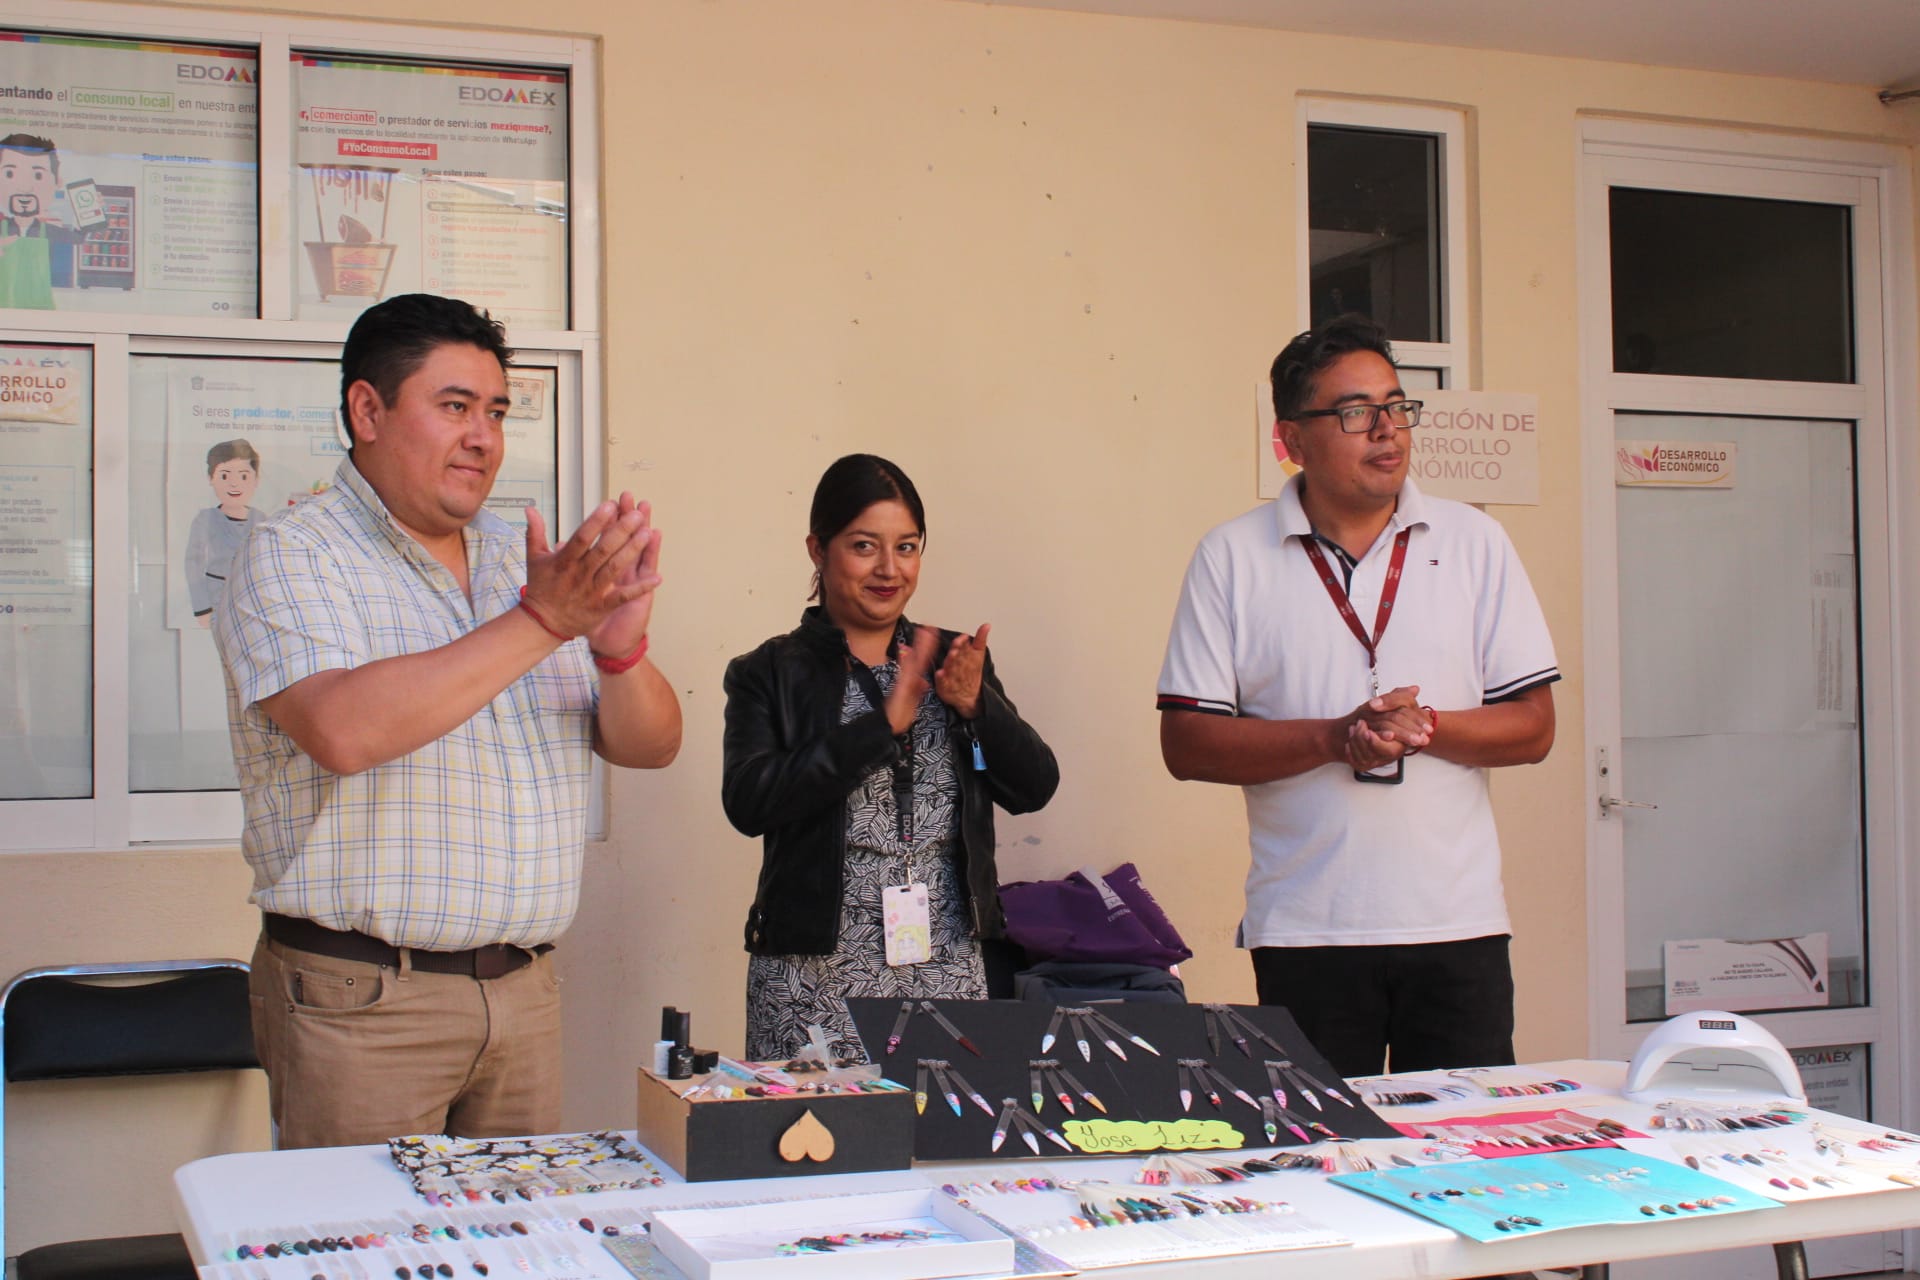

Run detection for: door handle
[[1599, 794, 1658, 815], [1596, 747, 1658, 820]]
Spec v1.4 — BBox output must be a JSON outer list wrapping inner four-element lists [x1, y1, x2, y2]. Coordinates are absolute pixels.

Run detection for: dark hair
[[807, 454, 926, 600], [1269, 313, 1395, 422], [205, 438, 261, 475], [0, 133, 57, 180], [339, 293, 512, 454]]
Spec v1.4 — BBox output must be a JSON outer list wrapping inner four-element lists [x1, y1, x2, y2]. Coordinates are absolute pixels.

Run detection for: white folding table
[[173, 1060, 1920, 1279]]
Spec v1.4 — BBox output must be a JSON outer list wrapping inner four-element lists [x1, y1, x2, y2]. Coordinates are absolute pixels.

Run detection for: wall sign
[[1258, 384, 1540, 506], [1616, 439, 1737, 488]]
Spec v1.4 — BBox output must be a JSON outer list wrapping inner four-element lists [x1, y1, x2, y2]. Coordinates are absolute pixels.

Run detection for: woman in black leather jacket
[[722, 454, 1059, 1061]]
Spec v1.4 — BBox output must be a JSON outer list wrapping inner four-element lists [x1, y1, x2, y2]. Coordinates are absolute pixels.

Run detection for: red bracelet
[[517, 587, 572, 643], [593, 634, 649, 675]]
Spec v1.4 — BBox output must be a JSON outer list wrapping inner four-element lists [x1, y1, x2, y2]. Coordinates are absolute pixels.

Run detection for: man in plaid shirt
[[215, 293, 681, 1148]]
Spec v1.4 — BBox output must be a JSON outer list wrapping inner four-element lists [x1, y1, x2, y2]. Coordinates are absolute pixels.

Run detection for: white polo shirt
[[1157, 475, 1558, 948]]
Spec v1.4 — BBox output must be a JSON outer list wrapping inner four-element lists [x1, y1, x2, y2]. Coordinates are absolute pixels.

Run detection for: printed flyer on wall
[[0, 344, 91, 624], [293, 54, 568, 329], [0, 31, 258, 316]]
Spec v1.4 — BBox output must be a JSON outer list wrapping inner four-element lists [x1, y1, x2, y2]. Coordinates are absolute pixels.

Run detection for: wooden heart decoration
[[777, 1108, 836, 1163]]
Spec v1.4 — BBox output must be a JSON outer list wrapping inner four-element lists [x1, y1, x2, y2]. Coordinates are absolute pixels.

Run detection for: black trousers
[[1251, 934, 1515, 1079]]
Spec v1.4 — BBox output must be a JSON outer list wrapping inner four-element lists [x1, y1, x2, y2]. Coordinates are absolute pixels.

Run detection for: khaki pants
[[248, 932, 564, 1150]]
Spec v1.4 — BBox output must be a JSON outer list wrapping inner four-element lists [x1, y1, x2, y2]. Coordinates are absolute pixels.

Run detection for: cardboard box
[[649, 1190, 1013, 1280], [635, 1069, 914, 1182]]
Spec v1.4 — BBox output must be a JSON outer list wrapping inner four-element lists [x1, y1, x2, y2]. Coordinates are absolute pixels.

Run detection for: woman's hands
[[933, 623, 990, 719], [885, 625, 941, 734], [882, 623, 992, 733]]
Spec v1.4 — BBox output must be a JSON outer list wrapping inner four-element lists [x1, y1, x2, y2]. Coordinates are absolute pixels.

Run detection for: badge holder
[[1353, 759, 1405, 784], [882, 879, 932, 967]]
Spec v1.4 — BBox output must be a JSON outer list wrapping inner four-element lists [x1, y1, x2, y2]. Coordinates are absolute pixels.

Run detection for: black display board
[[847, 998, 1399, 1162]]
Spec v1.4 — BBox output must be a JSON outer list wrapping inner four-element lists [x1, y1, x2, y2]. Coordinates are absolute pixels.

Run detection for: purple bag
[[997, 862, 1193, 970]]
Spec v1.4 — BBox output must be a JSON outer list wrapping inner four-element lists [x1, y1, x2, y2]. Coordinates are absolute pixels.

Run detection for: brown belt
[[263, 912, 552, 980]]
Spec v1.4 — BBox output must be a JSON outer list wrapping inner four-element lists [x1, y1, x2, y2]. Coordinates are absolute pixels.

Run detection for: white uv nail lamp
[[1623, 1010, 1806, 1105]]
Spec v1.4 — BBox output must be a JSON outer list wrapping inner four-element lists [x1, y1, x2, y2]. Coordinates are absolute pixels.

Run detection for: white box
[[648, 1189, 1013, 1280], [1664, 934, 1830, 1015]]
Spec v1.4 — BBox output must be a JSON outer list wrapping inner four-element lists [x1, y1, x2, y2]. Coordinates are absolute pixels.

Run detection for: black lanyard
[[849, 659, 916, 844]]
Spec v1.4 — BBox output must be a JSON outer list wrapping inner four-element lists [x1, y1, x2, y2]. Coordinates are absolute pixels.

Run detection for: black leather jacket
[[722, 606, 1060, 956]]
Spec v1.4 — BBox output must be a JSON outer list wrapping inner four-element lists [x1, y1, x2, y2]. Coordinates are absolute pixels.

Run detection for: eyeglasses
[[1290, 400, 1425, 433]]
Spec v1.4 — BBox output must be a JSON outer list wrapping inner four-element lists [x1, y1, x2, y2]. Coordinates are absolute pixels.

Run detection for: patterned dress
[[745, 658, 987, 1062]]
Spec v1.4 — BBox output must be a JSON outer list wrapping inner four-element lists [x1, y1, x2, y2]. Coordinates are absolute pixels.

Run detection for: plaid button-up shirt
[[214, 459, 598, 950]]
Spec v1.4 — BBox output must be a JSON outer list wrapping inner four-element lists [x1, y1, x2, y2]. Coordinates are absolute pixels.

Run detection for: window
[[1609, 186, 1854, 383], [0, 0, 600, 850], [1298, 99, 1471, 389], [1308, 125, 1439, 341], [0, 342, 92, 801]]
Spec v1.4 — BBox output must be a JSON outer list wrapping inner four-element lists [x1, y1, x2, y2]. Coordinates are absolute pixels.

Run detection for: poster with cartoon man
[[0, 133, 79, 309], [164, 360, 342, 634], [0, 33, 258, 316], [183, 438, 265, 626]]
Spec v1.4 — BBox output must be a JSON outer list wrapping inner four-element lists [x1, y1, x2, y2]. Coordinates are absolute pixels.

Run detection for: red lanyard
[[1301, 528, 1411, 698]]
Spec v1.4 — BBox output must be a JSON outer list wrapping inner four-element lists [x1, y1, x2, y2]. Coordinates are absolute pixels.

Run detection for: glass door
[[1581, 124, 1902, 1279], [1614, 412, 1864, 1022]]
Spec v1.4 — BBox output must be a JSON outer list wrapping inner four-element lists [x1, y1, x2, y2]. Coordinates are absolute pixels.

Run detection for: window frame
[[0, 0, 603, 850], [1297, 97, 1472, 389]]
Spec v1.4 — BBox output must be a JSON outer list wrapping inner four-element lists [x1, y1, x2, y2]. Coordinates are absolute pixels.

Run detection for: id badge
[[882, 882, 933, 967]]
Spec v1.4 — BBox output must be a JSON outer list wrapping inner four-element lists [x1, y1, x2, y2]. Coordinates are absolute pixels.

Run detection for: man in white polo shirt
[[1157, 314, 1557, 1077]]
